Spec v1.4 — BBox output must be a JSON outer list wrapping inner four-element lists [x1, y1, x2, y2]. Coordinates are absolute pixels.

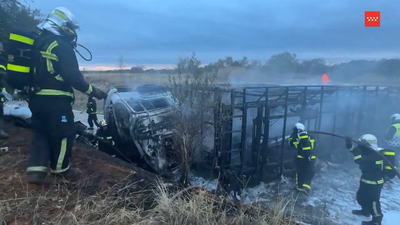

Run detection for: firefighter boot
[[361, 219, 381, 225], [27, 172, 55, 185], [352, 209, 371, 217], [362, 215, 383, 225], [0, 119, 9, 139], [56, 167, 82, 182]]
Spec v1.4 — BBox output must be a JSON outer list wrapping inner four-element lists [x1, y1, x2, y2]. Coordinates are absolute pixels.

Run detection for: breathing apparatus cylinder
[[4, 29, 39, 91]]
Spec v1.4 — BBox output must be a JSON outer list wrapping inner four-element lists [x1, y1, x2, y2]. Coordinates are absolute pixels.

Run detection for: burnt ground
[[0, 124, 299, 225], [0, 124, 175, 225]]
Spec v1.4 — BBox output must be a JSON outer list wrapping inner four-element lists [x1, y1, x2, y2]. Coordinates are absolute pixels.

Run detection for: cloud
[[30, 0, 397, 68]]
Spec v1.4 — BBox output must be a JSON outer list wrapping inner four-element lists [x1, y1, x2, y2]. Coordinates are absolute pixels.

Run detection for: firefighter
[[95, 119, 116, 156], [26, 7, 108, 185], [86, 96, 100, 130], [379, 149, 397, 182], [384, 113, 400, 162], [0, 42, 9, 139], [345, 134, 384, 225], [287, 122, 316, 195]]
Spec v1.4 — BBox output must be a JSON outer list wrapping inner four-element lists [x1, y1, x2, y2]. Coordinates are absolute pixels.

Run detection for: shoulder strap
[[31, 33, 57, 90]]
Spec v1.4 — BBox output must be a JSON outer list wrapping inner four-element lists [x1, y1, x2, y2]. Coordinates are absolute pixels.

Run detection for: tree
[[298, 58, 327, 75], [167, 53, 229, 185], [176, 52, 202, 78], [266, 52, 298, 74], [231, 56, 249, 67], [130, 66, 144, 73], [224, 56, 233, 67], [118, 55, 125, 71], [376, 59, 400, 79], [249, 59, 262, 68], [0, 0, 43, 36]]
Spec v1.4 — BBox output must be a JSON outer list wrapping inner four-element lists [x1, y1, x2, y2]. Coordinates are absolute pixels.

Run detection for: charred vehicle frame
[[206, 84, 400, 192], [103, 85, 181, 179], [99, 84, 400, 190]]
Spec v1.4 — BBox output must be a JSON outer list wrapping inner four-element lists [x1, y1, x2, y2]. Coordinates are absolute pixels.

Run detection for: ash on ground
[[190, 164, 400, 225]]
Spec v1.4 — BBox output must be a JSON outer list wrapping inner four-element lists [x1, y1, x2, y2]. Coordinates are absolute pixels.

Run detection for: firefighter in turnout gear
[[0, 42, 9, 139], [86, 96, 100, 130], [384, 113, 400, 165], [287, 123, 316, 195], [26, 7, 108, 185], [95, 119, 116, 156], [379, 149, 397, 181], [345, 134, 384, 225]]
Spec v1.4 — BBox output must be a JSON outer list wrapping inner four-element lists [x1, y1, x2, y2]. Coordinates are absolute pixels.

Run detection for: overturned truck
[[102, 84, 182, 179], [101, 84, 400, 188]]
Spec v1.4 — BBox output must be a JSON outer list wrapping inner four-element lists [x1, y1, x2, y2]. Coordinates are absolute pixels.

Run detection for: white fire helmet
[[99, 119, 108, 127], [294, 122, 306, 131], [37, 7, 79, 37], [358, 134, 381, 151], [390, 113, 400, 123]]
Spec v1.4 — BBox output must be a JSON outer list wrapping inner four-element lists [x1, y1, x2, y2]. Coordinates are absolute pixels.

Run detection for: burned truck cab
[[103, 85, 179, 177]]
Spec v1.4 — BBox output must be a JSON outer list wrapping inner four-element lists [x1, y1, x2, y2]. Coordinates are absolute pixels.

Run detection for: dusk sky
[[30, 0, 397, 70]]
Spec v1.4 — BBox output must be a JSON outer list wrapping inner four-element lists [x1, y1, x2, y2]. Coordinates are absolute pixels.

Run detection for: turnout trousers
[[356, 181, 383, 223], [0, 95, 9, 138], [0, 96, 4, 125], [87, 114, 99, 128], [296, 158, 316, 193], [27, 96, 76, 174]]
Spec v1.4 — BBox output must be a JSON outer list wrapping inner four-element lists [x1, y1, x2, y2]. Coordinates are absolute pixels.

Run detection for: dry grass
[[73, 68, 398, 112], [143, 181, 298, 225], [0, 125, 303, 225], [0, 174, 302, 225]]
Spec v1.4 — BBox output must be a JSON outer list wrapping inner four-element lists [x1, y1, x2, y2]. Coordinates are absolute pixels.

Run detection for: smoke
[[220, 66, 399, 167]]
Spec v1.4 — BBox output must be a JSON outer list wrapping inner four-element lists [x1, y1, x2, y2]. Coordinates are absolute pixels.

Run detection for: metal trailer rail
[[209, 85, 400, 189]]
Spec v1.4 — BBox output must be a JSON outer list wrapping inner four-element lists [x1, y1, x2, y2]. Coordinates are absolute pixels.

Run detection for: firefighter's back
[[358, 147, 384, 183]]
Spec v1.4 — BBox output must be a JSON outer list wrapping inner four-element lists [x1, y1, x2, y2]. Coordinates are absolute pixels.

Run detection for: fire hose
[[308, 130, 400, 180]]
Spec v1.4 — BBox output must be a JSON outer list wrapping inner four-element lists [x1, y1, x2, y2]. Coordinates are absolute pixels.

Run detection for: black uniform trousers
[[27, 96, 76, 174], [88, 114, 99, 128], [356, 181, 383, 222], [296, 158, 316, 191], [97, 129, 117, 156], [0, 95, 4, 119]]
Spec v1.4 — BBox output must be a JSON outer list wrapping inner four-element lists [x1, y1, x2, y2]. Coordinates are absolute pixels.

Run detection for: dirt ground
[[0, 124, 298, 225], [0, 124, 173, 224]]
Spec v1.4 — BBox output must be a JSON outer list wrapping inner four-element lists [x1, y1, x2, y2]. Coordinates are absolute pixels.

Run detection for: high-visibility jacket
[[288, 131, 316, 160], [387, 123, 400, 147], [32, 31, 93, 100], [379, 149, 397, 180], [96, 128, 116, 153], [347, 144, 385, 185]]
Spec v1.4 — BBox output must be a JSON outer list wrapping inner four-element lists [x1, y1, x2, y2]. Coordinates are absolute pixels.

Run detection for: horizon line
[[78, 59, 388, 71]]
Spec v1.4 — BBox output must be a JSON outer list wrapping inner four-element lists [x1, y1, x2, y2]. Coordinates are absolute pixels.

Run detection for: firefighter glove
[[91, 87, 108, 100]]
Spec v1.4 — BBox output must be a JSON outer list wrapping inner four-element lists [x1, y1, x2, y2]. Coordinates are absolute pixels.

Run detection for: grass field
[[0, 125, 300, 225], [5, 68, 395, 224], [74, 68, 397, 112]]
